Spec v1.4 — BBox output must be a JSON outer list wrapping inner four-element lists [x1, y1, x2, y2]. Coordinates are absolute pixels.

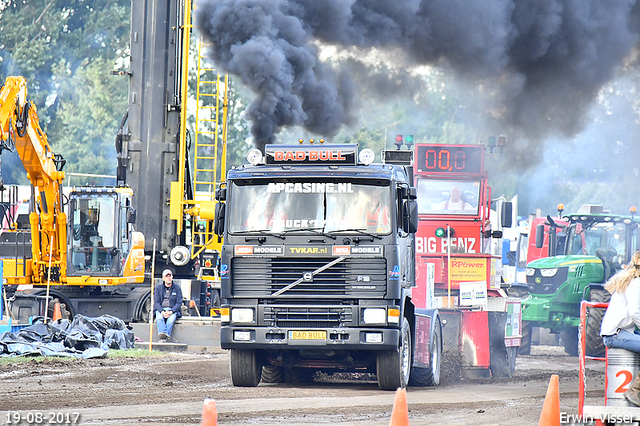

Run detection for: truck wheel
[[261, 365, 284, 383], [230, 349, 262, 387], [410, 318, 441, 387], [585, 288, 611, 358], [518, 321, 532, 355], [377, 317, 411, 390], [559, 328, 579, 357]]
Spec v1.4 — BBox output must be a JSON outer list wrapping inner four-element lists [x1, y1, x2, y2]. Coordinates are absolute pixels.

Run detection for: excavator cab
[[66, 187, 145, 284]]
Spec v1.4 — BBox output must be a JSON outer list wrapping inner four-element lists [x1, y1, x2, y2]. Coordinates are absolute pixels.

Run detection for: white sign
[[459, 281, 487, 307]]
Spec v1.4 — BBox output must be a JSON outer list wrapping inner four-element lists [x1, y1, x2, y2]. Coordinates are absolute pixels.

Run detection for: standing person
[[154, 269, 183, 342], [600, 250, 640, 405], [437, 186, 474, 211]]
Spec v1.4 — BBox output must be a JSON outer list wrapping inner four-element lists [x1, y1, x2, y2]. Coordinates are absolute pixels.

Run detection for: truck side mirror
[[404, 200, 418, 234], [501, 201, 513, 228], [215, 187, 226, 202], [127, 207, 136, 224], [214, 203, 225, 236], [535, 223, 545, 249], [401, 186, 417, 200]]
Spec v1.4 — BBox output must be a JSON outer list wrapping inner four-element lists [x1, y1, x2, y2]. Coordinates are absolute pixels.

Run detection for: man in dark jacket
[[154, 269, 183, 341]]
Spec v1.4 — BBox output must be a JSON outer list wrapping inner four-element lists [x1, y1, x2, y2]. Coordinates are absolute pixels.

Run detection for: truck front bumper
[[221, 326, 400, 351]]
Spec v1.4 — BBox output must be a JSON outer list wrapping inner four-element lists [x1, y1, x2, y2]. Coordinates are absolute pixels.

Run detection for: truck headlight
[[540, 268, 558, 277], [231, 308, 254, 323], [363, 308, 386, 324], [526, 268, 536, 276]]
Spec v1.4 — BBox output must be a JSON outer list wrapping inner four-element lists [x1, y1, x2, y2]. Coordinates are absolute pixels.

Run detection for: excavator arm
[[0, 76, 67, 283]]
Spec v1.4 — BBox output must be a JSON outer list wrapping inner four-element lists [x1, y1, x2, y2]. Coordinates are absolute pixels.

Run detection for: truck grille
[[526, 267, 569, 295], [231, 257, 387, 298], [262, 304, 354, 328]]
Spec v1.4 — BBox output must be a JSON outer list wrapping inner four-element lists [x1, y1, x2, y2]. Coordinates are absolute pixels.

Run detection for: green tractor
[[520, 207, 640, 357]]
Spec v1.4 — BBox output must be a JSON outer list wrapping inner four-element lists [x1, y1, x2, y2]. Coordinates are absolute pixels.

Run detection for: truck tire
[[518, 321, 532, 355], [261, 365, 284, 383], [410, 318, 441, 387], [377, 317, 411, 390], [559, 328, 579, 357], [230, 349, 262, 387], [586, 288, 611, 358]]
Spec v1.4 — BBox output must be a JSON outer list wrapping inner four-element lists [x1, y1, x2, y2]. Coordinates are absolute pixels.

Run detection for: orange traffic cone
[[52, 302, 62, 322], [389, 387, 409, 426], [200, 398, 218, 426], [538, 374, 560, 426]]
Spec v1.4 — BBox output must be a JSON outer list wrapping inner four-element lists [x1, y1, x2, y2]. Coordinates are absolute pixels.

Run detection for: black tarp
[[0, 314, 135, 358]]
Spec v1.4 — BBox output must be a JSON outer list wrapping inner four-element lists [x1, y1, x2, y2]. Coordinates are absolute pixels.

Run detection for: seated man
[[153, 269, 183, 342], [81, 209, 100, 246], [437, 186, 474, 211]]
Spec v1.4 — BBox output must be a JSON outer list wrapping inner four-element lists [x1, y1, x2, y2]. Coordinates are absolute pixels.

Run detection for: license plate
[[288, 330, 326, 340]]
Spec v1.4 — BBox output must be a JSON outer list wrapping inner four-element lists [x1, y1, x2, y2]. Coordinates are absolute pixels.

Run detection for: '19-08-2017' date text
[[4, 412, 80, 424]]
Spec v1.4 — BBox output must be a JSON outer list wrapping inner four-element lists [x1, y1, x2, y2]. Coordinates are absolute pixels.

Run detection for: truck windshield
[[228, 182, 392, 235], [416, 178, 480, 215]]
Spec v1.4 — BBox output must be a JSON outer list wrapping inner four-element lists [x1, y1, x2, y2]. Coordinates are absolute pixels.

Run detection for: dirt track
[[0, 345, 605, 426]]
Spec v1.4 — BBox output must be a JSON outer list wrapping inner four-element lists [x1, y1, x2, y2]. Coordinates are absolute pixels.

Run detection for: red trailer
[[412, 143, 521, 378]]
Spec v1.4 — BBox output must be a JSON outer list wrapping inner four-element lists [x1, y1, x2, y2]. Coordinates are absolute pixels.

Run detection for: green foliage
[[0, 0, 130, 185], [48, 57, 127, 179], [339, 126, 384, 160]]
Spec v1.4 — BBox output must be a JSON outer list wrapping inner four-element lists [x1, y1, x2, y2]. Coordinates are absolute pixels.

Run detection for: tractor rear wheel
[[518, 321, 532, 355], [559, 328, 579, 357], [586, 288, 611, 358]]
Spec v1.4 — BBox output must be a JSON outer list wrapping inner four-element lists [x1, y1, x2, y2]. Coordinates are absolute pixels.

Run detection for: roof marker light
[[359, 148, 375, 165], [246, 148, 263, 165]]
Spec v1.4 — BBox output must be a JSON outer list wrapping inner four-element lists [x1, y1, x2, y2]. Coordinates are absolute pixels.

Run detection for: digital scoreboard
[[415, 144, 484, 175]]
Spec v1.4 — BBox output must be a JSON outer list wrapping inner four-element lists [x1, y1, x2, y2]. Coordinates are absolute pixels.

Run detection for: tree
[[0, 0, 130, 184]]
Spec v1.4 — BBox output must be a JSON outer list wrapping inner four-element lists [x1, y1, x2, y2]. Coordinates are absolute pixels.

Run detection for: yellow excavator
[[0, 76, 145, 321]]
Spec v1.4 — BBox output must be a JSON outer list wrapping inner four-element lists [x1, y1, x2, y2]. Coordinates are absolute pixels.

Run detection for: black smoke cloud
[[196, 0, 640, 150]]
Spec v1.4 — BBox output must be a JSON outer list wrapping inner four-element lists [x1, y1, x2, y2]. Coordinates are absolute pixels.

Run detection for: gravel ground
[[0, 345, 607, 425]]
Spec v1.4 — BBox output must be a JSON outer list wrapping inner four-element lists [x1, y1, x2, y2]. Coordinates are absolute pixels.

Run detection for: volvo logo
[[303, 272, 313, 282]]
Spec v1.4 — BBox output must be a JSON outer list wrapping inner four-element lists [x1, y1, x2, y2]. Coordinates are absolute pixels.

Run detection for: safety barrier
[[578, 300, 608, 416]]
